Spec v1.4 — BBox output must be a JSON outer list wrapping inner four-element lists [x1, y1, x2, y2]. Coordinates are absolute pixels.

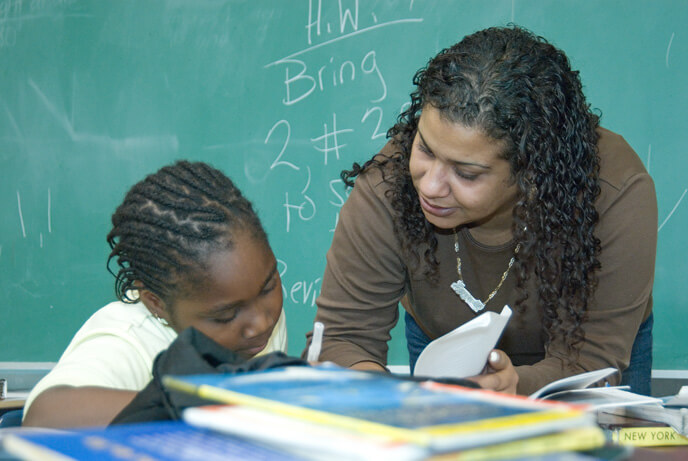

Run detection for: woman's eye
[[418, 143, 434, 158], [455, 169, 478, 181]]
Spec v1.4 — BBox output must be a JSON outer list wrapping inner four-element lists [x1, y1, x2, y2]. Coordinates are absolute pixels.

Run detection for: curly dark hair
[[107, 160, 268, 306], [343, 25, 602, 360]]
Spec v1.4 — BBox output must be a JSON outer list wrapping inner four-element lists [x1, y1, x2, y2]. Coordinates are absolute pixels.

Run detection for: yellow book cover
[[430, 426, 606, 460]]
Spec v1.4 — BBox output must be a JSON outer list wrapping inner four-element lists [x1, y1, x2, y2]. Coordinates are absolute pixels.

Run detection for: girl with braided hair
[[24, 161, 287, 427], [306, 26, 657, 395]]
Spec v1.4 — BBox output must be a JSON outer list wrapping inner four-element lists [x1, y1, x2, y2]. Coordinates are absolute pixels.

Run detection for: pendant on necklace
[[450, 279, 486, 313]]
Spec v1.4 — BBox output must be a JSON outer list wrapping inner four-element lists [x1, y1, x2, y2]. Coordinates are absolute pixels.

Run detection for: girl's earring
[[154, 313, 170, 327]]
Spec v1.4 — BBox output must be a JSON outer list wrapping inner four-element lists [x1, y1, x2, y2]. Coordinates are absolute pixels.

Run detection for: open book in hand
[[411, 305, 660, 411], [414, 305, 512, 379]]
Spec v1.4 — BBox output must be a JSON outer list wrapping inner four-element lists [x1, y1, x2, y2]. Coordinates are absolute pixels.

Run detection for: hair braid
[[107, 160, 267, 304]]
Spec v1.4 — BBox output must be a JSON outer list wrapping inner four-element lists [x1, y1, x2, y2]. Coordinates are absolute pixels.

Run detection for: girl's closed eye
[[260, 273, 279, 296], [212, 313, 237, 324], [209, 307, 238, 324], [260, 284, 275, 296]]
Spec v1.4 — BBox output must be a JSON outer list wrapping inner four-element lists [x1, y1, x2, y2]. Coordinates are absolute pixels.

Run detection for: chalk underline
[[265, 17, 423, 67]]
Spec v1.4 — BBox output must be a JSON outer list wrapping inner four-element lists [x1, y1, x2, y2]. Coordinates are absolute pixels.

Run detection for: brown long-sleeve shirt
[[309, 127, 657, 395]]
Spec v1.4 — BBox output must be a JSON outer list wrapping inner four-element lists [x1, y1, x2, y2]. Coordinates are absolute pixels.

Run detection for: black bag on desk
[[110, 327, 308, 425]]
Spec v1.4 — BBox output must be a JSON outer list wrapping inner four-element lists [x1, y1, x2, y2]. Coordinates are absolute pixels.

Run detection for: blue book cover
[[163, 364, 594, 452], [3, 421, 303, 461]]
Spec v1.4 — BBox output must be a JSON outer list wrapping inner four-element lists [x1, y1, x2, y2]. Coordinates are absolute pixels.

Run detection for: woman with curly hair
[[305, 25, 657, 395]]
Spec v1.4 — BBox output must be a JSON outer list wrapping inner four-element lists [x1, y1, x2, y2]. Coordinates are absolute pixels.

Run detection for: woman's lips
[[419, 195, 454, 217]]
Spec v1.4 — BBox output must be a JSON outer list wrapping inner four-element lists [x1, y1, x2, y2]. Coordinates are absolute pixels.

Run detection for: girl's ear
[[140, 289, 170, 324]]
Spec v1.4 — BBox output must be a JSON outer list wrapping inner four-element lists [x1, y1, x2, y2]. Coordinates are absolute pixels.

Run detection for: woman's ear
[[139, 289, 170, 325]]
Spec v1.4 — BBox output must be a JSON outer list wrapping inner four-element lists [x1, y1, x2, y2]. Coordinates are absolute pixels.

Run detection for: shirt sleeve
[[516, 172, 658, 394], [308, 169, 407, 367]]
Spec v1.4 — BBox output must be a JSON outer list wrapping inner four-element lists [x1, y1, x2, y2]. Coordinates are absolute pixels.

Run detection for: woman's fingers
[[467, 349, 519, 394]]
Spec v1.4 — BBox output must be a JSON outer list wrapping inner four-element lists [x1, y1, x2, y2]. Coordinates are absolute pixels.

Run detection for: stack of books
[[3, 364, 610, 460], [169, 364, 608, 460]]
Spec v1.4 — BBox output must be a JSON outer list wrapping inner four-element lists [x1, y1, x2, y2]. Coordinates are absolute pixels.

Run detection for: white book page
[[414, 305, 511, 379], [528, 367, 618, 399], [540, 387, 661, 409], [664, 386, 688, 407]]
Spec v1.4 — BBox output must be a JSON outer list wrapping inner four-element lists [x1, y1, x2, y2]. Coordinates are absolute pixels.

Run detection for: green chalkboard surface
[[1, 1, 686, 370]]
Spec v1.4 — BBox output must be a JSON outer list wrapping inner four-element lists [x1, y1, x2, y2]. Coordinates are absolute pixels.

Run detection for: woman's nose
[[419, 161, 450, 198]]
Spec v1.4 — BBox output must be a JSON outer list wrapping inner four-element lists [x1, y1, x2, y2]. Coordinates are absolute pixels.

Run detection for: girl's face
[[157, 230, 283, 358], [409, 106, 520, 242]]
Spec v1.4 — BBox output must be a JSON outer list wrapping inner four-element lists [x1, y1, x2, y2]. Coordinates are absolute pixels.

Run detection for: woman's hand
[[467, 349, 519, 394]]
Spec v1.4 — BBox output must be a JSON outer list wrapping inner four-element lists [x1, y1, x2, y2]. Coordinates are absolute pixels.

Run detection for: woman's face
[[409, 106, 519, 241], [158, 230, 283, 358]]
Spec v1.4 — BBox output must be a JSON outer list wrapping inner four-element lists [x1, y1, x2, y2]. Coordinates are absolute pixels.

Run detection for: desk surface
[[630, 446, 688, 460], [0, 393, 27, 411], [0, 400, 24, 411]]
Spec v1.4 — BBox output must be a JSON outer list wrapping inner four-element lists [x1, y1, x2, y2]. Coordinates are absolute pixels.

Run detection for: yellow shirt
[[24, 301, 287, 416]]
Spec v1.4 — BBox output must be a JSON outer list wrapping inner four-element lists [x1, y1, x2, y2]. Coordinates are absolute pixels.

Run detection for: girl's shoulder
[[68, 300, 176, 352], [81, 300, 153, 330]]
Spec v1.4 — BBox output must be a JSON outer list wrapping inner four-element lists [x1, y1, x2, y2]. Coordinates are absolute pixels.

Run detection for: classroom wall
[[1, 0, 686, 370]]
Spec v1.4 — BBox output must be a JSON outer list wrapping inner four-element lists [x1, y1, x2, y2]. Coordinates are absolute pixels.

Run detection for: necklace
[[450, 230, 520, 313]]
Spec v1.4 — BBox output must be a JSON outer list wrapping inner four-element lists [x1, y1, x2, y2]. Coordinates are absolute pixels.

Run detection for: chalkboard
[[1, 0, 686, 371]]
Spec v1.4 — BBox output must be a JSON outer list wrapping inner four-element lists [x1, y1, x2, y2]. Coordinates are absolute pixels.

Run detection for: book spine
[[430, 427, 606, 461], [424, 408, 588, 436], [161, 376, 200, 396], [611, 426, 688, 447]]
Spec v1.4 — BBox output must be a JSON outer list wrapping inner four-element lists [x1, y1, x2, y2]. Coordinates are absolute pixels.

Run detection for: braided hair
[[107, 160, 267, 306], [343, 25, 601, 361]]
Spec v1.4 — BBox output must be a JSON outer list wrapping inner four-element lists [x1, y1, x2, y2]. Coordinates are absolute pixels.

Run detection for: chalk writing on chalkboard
[[279, 259, 321, 308], [1, 0, 686, 372], [666, 32, 675, 68], [260, 2, 421, 237], [659, 189, 688, 232], [265, 1, 421, 106]]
